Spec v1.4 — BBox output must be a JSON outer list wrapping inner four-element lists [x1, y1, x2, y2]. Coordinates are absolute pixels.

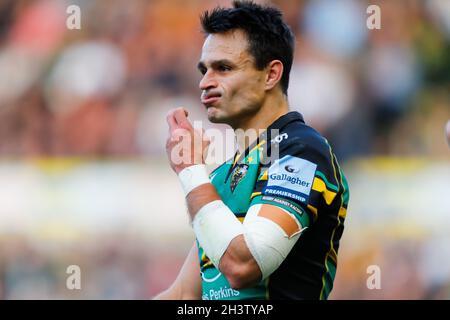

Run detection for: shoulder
[[208, 155, 234, 179], [269, 120, 332, 166]]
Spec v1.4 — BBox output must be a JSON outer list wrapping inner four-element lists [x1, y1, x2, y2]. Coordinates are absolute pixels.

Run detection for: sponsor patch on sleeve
[[263, 155, 317, 204]]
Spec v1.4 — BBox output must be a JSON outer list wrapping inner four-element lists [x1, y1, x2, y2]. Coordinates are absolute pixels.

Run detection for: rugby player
[[155, 0, 349, 300]]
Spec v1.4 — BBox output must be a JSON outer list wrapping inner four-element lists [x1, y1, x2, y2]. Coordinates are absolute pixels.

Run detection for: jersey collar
[[267, 111, 305, 132], [231, 111, 305, 164]]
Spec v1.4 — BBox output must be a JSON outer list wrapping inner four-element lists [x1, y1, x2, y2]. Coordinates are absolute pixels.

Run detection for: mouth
[[201, 92, 222, 106]]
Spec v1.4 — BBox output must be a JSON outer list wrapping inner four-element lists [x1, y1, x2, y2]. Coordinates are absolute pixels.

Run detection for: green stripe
[[251, 195, 310, 228], [327, 259, 337, 280], [265, 277, 270, 300], [315, 170, 339, 192], [339, 168, 350, 206], [322, 259, 336, 300]]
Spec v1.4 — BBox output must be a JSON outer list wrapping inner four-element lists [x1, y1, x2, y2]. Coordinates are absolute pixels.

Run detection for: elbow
[[225, 268, 247, 290], [221, 262, 261, 290], [230, 279, 253, 291]]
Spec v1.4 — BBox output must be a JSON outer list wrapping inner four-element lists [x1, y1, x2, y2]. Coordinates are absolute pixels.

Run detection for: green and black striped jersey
[[198, 111, 349, 300]]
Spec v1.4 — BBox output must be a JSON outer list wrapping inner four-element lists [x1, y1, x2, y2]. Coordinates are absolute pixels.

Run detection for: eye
[[218, 64, 232, 72], [199, 67, 207, 75]]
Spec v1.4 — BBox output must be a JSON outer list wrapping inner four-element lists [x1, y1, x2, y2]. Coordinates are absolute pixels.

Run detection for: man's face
[[198, 30, 267, 126]]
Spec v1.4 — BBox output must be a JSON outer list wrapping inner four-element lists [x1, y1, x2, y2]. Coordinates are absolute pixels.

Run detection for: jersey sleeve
[[250, 135, 339, 229]]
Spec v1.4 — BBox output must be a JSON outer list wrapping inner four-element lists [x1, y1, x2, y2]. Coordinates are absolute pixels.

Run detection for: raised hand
[[166, 107, 210, 174]]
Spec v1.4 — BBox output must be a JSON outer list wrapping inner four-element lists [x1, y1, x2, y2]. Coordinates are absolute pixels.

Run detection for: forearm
[[166, 110, 260, 290], [185, 181, 247, 269], [153, 285, 182, 300], [182, 174, 261, 289], [154, 284, 199, 300], [219, 235, 262, 289], [186, 183, 221, 218], [153, 243, 202, 300]]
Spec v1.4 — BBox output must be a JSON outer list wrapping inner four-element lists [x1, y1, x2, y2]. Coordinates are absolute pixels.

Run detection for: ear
[[265, 60, 284, 91]]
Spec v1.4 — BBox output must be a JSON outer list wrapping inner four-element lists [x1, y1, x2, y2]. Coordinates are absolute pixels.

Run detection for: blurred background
[[0, 0, 449, 299]]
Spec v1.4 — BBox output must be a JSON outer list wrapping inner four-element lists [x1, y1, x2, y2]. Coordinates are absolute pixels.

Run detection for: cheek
[[228, 74, 265, 103]]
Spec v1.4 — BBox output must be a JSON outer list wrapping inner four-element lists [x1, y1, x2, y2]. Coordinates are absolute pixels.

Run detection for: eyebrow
[[197, 59, 237, 71]]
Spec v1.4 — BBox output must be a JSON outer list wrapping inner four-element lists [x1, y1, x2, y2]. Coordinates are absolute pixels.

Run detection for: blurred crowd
[[2, 227, 450, 299], [0, 232, 189, 299], [0, 0, 448, 160], [0, 0, 449, 300]]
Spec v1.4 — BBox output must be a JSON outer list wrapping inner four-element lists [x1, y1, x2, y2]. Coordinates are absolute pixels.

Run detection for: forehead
[[200, 30, 251, 64]]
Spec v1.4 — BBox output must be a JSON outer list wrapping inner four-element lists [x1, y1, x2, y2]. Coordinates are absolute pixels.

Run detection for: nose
[[199, 70, 218, 91]]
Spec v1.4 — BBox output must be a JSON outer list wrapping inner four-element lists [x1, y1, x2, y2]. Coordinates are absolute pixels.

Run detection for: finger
[[203, 135, 211, 149], [195, 128, 211, 152], [446, 120, 450, 147], [202, 131, 211, 163], [173, 107, 193, 130], [199, 128, 209, 141], [166, 110, 178, 133], [174, 107, 190, 127], [172, 127, 190, 140]]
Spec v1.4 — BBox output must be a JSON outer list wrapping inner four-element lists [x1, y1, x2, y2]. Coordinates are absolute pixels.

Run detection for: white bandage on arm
[[243, 204, 302, 280], [192, 200, 244, 269], [178, 164, 211, 196], [192, 200, 302, 280]]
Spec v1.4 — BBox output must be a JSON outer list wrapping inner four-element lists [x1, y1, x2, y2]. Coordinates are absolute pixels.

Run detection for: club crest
[[230, 163, 249, 193]]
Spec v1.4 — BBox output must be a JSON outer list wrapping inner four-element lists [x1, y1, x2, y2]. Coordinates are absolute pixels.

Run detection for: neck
[[234, 91, 289, 154]]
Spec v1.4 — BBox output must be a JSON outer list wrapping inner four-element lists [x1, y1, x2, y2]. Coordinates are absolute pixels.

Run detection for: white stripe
[[200, 271, 222, 283]]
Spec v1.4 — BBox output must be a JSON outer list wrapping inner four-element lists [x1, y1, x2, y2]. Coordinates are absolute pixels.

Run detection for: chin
[[206, 105, 239, 126], [206, 107, 224, 123], [207, 114, 226, 124]]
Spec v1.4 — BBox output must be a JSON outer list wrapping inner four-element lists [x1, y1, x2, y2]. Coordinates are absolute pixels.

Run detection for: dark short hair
[[200, 0, 295, 95]]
